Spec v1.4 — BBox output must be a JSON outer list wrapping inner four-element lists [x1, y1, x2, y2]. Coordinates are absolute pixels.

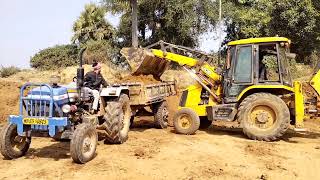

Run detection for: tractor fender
[[100, 86, 130, 97]]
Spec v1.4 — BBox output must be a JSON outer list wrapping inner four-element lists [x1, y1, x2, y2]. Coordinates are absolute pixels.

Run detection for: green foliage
[[72, 3, 115, 44], [30, 45, 79, 70], [224, 0, 320, 63], [104, 0, 218, 47], [71, 3, 121, 67], [82, 40, 121, 65], [0, 66, 21, 78]]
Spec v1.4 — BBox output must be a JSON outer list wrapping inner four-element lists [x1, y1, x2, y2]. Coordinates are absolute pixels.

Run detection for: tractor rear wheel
[[237, 93, 290, 141], [153, 101, 169, 129], [103, 94, 131, 144], [173, 108, 200, 135], [70, 123, 98, 164], [0, 124, 31, 159]]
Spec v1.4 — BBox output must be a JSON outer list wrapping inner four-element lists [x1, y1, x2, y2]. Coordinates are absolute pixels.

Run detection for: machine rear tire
[[0, 124, 31, 159], [153, 101, 169, 129], [103, 94, 131, 144], [173, 108, 200, 135], [70, 123, 98, 164], [237, 93, 290, 141]]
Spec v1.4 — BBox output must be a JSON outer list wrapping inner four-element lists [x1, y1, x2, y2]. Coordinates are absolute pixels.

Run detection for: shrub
[[0, 66, 21, 78], [82, 40, 118, 64], [30, 44, 79, 70], [30, 41, 124, 70]]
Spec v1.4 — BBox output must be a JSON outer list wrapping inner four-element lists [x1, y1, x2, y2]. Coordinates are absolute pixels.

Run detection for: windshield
[[279, 46, 292, 86]]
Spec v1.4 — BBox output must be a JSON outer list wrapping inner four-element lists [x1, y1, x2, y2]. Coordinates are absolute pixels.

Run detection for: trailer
[[100, 81, 177, 129]]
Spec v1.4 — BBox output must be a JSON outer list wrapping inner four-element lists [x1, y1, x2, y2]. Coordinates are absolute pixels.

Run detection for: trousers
[[83, 87, 100, 110]]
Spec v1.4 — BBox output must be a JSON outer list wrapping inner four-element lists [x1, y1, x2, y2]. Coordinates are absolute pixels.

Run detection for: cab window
[[234, 46, 252, 83], [258, 44, 280, 82]]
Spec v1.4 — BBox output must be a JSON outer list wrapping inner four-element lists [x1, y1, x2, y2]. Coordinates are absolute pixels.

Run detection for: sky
[[0, 0, 223, 68]]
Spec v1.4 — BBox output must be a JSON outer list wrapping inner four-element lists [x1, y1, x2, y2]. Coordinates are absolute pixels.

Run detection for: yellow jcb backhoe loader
[[123, 37, 320, 141]]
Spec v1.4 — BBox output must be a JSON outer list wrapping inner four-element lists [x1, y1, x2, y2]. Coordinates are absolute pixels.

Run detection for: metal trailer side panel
[[124, 81, 177, 105]]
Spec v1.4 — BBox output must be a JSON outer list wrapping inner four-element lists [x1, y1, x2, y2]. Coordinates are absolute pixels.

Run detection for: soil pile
[[115, 75, 160, 85], [0, 80, 22, 122], [7, 64, 130, 85]]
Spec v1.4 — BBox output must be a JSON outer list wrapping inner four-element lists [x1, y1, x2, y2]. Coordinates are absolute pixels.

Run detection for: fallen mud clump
[[244, 143, 276, 157]]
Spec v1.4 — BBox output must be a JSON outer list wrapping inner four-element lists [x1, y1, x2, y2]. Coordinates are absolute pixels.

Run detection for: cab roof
[[227, 37, 290, 46]]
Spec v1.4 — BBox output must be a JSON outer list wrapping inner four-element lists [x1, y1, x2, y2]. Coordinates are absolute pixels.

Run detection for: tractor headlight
[[62, 104, 71, 113]]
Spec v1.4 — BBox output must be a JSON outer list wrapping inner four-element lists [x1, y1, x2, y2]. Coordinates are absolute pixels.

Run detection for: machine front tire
[[153, 101, 169, 129], [70, 123, 98, 164], [173, 108, 200, 135], [0, 124, 31, 159], [103, 94, 131, 144], [237, 93, 290, 141]]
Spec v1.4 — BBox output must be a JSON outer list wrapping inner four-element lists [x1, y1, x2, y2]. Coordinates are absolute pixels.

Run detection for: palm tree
[[72, 3, 114, 44], [104, 0, 139, 47]]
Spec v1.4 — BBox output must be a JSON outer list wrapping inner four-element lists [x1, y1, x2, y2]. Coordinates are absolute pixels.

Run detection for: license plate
[[23, 118, 49, 125]]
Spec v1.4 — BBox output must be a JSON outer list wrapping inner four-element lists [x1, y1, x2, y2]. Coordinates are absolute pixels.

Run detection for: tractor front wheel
[[70, 123, 98, 164], [237, 93, 290, 141], [173, 108, 200, 135], [0, 124, 31, 159]]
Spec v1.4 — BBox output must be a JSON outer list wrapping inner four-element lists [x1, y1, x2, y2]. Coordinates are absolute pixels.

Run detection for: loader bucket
[[121, 48, 170, 80]]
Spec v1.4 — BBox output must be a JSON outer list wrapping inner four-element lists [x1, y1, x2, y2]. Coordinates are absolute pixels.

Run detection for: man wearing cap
[[84, 62, 108, 113]]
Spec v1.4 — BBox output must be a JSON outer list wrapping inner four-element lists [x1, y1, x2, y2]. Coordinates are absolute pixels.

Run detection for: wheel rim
[[177, 114, 192, 129], [82, 131, 96, 159], [9, 128, 27, 153], [249, 105, 276, 129]]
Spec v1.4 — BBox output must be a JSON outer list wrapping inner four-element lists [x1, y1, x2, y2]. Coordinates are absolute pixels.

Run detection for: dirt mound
[[244, 143, 276, 157], [115, 75, 160, 85], [7, 64, 130, 85], [0, 80, 22, 123]]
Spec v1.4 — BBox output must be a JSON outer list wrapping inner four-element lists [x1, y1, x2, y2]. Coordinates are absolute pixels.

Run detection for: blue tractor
[[0, 49, 132, 163]]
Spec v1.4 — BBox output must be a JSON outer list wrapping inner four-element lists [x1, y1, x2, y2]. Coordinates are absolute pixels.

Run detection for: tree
[[30, 45, 79, 70], [223, 0, 320, 62], [269, 0, 320, 62], [104, 0, 219, 48], [72, 3, 115, 44], [72, 3, 120, 65], [103, 0, 139, 47]]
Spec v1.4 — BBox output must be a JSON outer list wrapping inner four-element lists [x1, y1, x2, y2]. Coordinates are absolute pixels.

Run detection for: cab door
[[223, 45, 255, 103]]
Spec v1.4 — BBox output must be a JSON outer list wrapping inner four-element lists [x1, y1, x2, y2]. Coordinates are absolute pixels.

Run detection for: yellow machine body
[[123, 37, 320, 129]]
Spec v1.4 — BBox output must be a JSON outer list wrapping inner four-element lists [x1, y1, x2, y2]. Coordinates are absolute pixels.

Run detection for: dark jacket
[[84, 71, 108, 90]]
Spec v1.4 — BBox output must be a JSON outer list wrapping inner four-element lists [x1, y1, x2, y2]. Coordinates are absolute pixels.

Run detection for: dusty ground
[[0, 120, 320, 180], [0, 95, 319, 180]]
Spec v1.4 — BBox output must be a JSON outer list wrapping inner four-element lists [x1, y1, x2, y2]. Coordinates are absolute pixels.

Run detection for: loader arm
[[122, 41, 218, 80], [150, 49, 198, 67], [121, 41, 222, 102]]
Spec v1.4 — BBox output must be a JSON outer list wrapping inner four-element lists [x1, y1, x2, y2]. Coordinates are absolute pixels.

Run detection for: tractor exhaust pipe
[[77, 48, 86, 89]]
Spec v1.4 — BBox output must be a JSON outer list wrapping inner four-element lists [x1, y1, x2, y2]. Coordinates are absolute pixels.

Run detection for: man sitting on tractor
[[84, 62, 108, 113]]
